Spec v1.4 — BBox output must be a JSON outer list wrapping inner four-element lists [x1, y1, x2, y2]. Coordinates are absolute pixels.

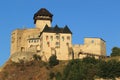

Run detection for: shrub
[[49, 55, 59, 67], [49, 72, 55, 79], [33, 54, 41, 61], [55, 72, 62, 80]]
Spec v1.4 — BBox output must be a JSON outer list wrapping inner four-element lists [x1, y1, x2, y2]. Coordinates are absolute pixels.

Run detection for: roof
[[39, 25, 72, 37], [33, 8, 53, 19], [84, 37, 106, 42]]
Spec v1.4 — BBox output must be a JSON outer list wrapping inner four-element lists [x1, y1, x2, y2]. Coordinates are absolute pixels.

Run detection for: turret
[[33, 8, 53, 32]]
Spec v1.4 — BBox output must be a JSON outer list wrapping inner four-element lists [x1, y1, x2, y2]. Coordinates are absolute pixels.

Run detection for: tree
[[33, 54, 41, 61], [49, 55, 59, 67], [62, 59, 99, 80], [82, 56, 98, 64], [55, 72, 62, 80], [111, 47, 120, 57], [97, 60, 120, 79]]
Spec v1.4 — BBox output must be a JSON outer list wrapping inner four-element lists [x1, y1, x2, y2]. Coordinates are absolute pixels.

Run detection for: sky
[[0, 0, 120, 66]]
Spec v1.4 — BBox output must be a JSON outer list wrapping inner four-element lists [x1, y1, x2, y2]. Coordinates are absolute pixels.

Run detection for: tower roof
[[33, 8, 53, 19], [33, 8, 53, 24]]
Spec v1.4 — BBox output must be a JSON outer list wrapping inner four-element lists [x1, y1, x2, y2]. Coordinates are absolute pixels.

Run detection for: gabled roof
[[53, 25, 61, 33], [33, 8, 53, 19], [63, 25, 72, 34], [39, 25, 72, 37]]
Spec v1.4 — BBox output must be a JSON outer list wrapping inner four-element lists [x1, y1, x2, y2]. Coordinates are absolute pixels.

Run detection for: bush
[[97, 60, 120, 79], [33, 54, 41, 61], [49, 72, 55, 79], [55, 72, 62, 80], [49, 55, 59, 67]]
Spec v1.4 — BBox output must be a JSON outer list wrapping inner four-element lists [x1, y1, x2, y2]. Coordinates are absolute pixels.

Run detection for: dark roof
[[33, 8, 53, 19], [39, 25, 72, 37]]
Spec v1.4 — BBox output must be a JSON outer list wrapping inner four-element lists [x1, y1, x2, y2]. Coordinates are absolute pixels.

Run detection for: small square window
[[66, 43, 69, 46], [56, 36, 59, 40], [56, 42, 60, 46], [67, 36, 70, 40], [34, 40, 36, 43], [91, 40, 94, 43], [51, 36, 53, 41]]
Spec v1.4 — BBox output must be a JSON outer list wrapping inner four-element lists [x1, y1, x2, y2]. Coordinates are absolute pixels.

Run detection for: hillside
[[0, 59, 67, 80], [1, 56, 120, 80]]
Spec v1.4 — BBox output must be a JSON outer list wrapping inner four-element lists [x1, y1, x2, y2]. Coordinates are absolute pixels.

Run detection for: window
[[47, 42, 50, 47], [62, 36, 64, 41], [46, 36, 48, 40], [19, 37, 21, 39], [91, 40, 94, 43], [66, 42, 69, 46], [34, 40, 36, 43], [56, 36, 59, 40], [51, 36, 53, 41], [37, 40, 39, 42], [67, 36, 70, 40], [56, 42, 60, 46], [29, 40, 31, 43]]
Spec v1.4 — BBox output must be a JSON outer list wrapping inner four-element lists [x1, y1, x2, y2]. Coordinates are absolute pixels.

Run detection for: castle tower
[[33, 8, 53, 32]]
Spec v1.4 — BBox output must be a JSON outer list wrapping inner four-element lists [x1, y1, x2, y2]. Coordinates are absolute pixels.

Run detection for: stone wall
[[73, 38, 106, 59], [11, 28, 40, 55]]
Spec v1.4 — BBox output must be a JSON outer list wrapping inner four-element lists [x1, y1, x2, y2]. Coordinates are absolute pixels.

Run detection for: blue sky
[[0, 0, 120, 66]]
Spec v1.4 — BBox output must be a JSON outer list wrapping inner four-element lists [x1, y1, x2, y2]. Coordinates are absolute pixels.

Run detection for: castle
[[10, 8, 106, 62]]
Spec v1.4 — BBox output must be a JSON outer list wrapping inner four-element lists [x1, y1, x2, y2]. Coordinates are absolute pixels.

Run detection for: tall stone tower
[[33, 8, 53, 32]]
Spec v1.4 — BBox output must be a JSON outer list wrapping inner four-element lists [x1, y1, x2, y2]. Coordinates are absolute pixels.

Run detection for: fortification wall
[[11, 28, 40, 55]]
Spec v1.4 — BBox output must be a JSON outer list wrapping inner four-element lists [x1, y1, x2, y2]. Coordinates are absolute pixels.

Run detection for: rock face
[[10, 52, 35, 62]]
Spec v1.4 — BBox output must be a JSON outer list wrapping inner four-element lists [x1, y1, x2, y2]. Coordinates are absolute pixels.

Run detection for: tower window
[[47, 42, 50, 47], [66, 42, 69, 46], [56, 36, 59, 40], [91, 40, 94, 43], [67, 36, 70, 40], [46, 36, 48, 40], [62, 36, 64, 41], [51, 36, 53, 41]]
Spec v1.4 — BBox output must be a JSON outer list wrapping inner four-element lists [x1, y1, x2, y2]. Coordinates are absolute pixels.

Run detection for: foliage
[[57, 57, 120, 80], [62, 58, 99, 80], [55, 72, 62, 80], [97, 60, 120, 79], [33, 54, 41, 61], [49, 72, 55, 79], [82, 56, 98, 64], [111, 47, 120, 57], [49, 55, 59, 67]]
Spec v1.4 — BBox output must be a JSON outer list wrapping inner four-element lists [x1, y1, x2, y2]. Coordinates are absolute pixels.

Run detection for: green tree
[[55, 72, 62, 80], [49, 55, 59, 67], [82, 56, 98, 64], [111, 47, 120, 57], [62, 59, 99, 80], [98, 60, 120, 79], [33, 54, 41, 61]]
